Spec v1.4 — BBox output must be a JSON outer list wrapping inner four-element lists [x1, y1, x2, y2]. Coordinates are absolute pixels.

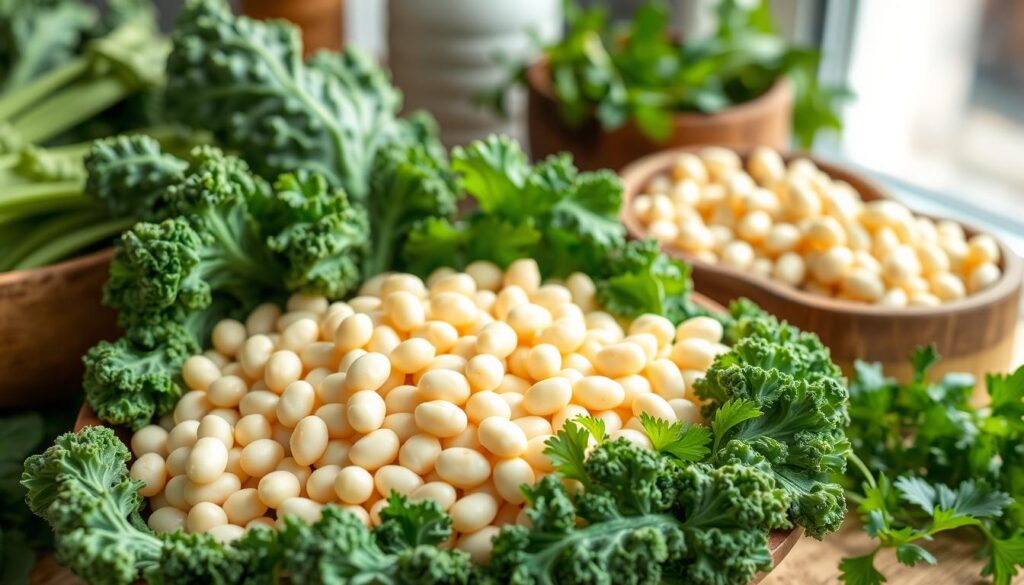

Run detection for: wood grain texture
[[240, 0, 344, 56], [0, 248, 119, 408], [525, 59, 793, 171], [763, 518, 1014, 585], [619, 147, 1024, 386]]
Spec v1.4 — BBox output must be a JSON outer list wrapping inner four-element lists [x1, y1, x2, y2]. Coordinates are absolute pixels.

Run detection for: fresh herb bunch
[[398, 134, 715, 325], [24, 301, 848, 585], [841, 347, 1024, 585], [486, 0, 844, 148]]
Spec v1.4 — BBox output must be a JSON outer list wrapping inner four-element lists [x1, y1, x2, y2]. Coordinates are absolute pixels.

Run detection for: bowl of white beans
[[620, 146, 1023, 387], [74, 259, 800, 579]]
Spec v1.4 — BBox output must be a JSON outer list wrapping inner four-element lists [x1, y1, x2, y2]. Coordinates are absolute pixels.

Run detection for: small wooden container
[[0, 248, 119, 408], [620, 147, 1024, 385], [526, 58, 792, 171], [240, 0, 344, 56]]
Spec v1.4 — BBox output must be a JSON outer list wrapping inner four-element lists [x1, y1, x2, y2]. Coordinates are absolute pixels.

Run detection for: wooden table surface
[[29, 325, 1024, 585]]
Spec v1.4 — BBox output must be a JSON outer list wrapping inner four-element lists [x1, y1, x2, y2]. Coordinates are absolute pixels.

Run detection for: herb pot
[[619, 147, 1023, 387], [388, 0, 561, 147], [526, 58, 793, 171], [72, 288, 803, 584], [240, 0, 344, 56], [0, 248, 118, 408]]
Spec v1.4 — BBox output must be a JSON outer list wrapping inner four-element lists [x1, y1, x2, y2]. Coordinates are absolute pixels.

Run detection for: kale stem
[[0, 58, 89, 121], [11, 77, 131, 145], [12, 215, 134, 270]]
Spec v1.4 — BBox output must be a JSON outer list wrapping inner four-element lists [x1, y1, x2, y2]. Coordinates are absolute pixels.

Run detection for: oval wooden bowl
[[620, 147, 1024, 386], [71, 291, 801, 582], [0, 247, 119, 408], [526, 58, 793, 171]]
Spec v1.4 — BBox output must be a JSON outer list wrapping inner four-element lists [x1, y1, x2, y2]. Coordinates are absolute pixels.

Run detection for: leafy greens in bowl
[[486, 0, 845, 149]]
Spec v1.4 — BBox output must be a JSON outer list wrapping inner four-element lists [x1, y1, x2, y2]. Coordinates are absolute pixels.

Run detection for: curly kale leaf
[[723, 298, 843, 383], [105, 147, 280, 324], [493, 430, 788, 585], [166, 0, 412, 202], [278, 506, 472, 585], [82, 331, 195, 430], [21, 427, 162, 585], [490, 474, 686, 585], [364, 141, 459, 277], [373, 493, 453, 554], [596, 239, 709, 324], [84, 134, 189, 218], [698, 355, 849, 538], [254, 170, 369, 298]]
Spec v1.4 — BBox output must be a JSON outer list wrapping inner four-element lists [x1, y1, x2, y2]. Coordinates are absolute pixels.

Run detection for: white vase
[[387, 0, 562, 148]]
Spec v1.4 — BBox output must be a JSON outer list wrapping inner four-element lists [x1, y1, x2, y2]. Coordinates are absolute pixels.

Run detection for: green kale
[[696, 336, 849, 538], [724, 298, 844, 383], [373, 493, 453, 554], [82, 327, 196, 430], [0, 0, 96, 94], [21, 427, 475, 585], [492, 425, 789, 585], [21, 426, 162, 585], [84, 134, 189, 218], [254, 170, 369, 298], [278, 506, 473, 585], [362, 140, 459, 278], [165, 0, 419, 202]]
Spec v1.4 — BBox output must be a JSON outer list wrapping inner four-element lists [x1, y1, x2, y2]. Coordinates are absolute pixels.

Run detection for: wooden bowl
[[71, 291, 801, 581], [620, 147, 1024, 386], [0, 248, 119, 408], [526, 58, 793, 171]]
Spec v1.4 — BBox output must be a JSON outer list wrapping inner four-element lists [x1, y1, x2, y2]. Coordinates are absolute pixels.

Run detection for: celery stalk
[[12, 215, 134, 270]]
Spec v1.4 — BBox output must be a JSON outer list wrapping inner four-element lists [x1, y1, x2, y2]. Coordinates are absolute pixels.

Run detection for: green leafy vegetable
[[21, 426, 475, 585], [492, 425, 790, 585], [697, 329, 849, 538], [639, 412, 711, 464], [843, 347, 1024, 584], [165, 0, 427, 203], [362, 140, 460, 277], [485, 0, 846, 148]]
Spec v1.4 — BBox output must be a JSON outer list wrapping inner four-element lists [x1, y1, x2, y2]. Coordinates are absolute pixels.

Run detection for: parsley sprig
[[842, 347, 1024, 585]]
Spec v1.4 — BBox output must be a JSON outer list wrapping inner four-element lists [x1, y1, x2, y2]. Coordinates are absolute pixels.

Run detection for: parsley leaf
[[639, 413, 710, 464], [710, 398, 762, 454], [543, 420, 592, 487]]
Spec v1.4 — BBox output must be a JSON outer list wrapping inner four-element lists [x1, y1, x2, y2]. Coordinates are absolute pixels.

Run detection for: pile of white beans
[[631, 147, 1003, 306], [126, 259, 727, 563]]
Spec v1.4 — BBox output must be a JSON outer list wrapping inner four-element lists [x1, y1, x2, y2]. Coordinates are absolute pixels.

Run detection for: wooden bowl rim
[[619, 146, 1024, 319], [525, 56, 794, 127], [0, 246, 114, 286]]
